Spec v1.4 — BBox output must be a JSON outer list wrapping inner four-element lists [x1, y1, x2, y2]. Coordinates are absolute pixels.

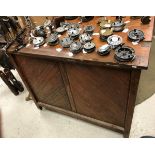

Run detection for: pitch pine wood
[[65, 63, 130, 127], [8, 16, 154, 137], [14, 55, 71, 110]]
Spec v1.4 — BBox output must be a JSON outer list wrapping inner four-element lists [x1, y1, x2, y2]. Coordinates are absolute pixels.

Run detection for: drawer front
[[65, 63, 130, 127], [14, 55, 71, 110]]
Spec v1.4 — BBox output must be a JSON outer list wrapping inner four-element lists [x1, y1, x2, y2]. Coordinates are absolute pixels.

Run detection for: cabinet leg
[[37, 105, 42, 110], [123, 131, 130, 138], [124, 70, 141, 138]]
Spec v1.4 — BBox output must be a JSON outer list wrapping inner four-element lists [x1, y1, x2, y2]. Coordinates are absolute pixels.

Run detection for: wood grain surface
[[15, 16, 154, 70], [7, 16, 154, 137], [14, 55, 71, 110], [65, 62, 131, 127]]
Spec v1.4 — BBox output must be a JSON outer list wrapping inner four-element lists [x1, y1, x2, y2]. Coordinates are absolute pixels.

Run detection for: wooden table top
[[13, 16, 155, 70]]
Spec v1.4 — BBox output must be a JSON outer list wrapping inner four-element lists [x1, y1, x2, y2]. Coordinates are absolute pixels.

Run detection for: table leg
[[124, 70, 141, 138]]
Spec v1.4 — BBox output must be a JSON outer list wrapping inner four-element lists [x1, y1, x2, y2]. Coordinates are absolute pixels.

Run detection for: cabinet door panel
[[65, 63, 130, 127], [14, 55, 71, 110]]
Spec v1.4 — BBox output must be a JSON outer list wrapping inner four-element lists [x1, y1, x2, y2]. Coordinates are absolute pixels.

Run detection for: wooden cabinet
[[8, 16, 154, 137]]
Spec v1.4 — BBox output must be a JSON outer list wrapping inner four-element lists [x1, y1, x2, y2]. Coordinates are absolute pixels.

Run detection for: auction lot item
[[7, 16, 154, 137]]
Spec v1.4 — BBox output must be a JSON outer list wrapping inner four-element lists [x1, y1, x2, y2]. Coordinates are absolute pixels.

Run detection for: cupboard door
[[65, 63, 130, 127], [14, 55, 71, 110]]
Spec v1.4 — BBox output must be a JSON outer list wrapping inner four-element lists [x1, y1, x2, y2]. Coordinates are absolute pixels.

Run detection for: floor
[[0, 39, 155, 138]]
